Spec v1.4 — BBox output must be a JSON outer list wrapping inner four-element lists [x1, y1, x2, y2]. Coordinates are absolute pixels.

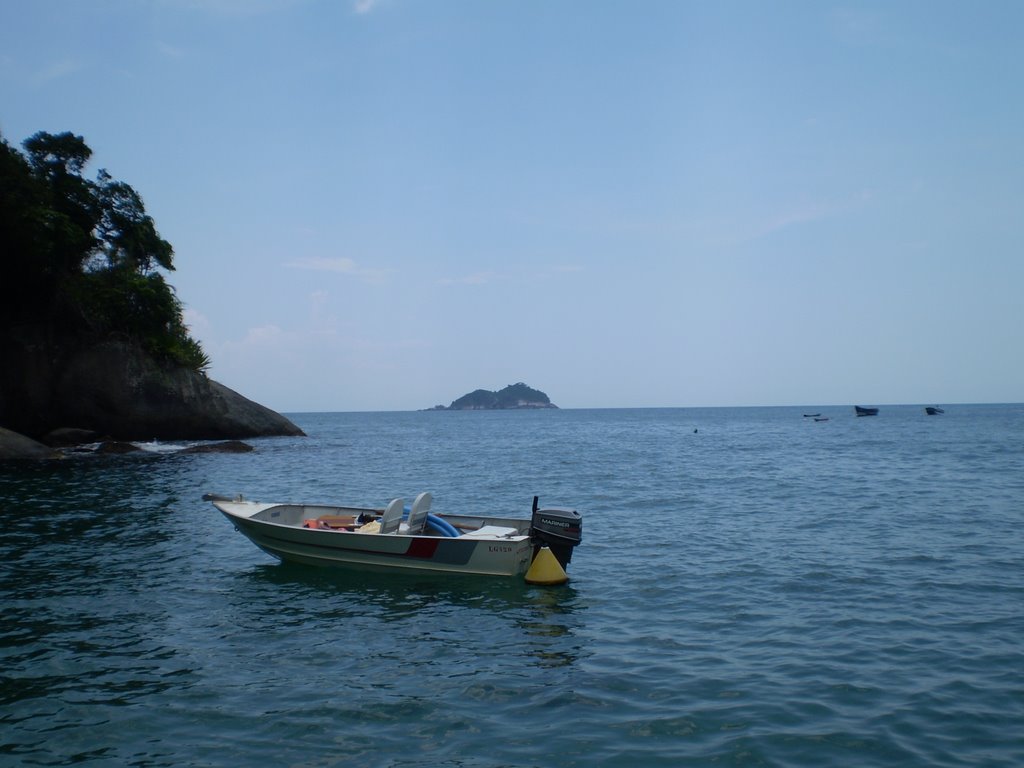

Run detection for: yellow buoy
[[525, 546, 569, 585]]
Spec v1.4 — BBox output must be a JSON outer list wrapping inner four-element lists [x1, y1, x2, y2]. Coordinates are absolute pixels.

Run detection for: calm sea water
[[2, 405, 1022, 767]]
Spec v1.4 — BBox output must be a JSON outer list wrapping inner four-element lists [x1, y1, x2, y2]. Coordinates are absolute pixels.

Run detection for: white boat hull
[[213, 499, 537, 577]]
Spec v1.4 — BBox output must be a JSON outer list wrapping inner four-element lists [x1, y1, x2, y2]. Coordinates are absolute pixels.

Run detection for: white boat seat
[[379, 497, 404, 535], [400, 491, 431, 534], [459, 525, 521, 539]]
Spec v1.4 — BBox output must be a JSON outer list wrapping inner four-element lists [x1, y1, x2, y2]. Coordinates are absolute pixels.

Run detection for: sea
[[1, 404, 1022, 767]]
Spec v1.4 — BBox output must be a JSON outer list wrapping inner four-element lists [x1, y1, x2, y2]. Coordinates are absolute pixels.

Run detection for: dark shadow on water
[[241, 559, 581, 615], [230, 561, 587, 668]]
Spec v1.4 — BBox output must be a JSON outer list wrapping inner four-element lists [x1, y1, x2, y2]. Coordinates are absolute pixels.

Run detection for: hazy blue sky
[[3, 1, 1021, 411]]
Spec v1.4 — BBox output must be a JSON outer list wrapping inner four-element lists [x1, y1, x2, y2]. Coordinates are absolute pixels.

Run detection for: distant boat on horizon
[[814, 417, 830, 422], [855, 406, 879, 417], [803, 413, 821, 418], [925, 406, 945, 415]]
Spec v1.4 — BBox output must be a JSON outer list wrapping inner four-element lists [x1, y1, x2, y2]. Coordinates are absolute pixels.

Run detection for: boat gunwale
[[213, 500, 531, 541]]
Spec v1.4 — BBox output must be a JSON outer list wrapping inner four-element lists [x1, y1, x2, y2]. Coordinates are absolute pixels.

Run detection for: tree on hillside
[[0, 130, 208, 372]]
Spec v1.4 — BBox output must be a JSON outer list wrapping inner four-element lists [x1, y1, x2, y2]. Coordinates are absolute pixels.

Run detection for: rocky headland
[[0, 129, 303, 459]]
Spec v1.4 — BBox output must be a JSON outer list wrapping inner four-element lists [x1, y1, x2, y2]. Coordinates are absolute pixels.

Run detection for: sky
[[2, 0, 1022, 412]]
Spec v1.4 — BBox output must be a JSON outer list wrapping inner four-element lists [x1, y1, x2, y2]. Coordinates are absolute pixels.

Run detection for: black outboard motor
[[529, 496, 583, 570]]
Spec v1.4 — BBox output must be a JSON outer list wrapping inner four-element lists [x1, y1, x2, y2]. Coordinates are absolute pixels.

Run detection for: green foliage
[[94, 170, 174, 273], [21, 131, 101, 273], [23, 131, 92, 176], [0, 137, 55, 314], [496, 382, 551, 406], [0, 130, 208, 373]]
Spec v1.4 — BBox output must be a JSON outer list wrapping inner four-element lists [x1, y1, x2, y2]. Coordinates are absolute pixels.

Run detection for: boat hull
[[215, 500, 535, 577]]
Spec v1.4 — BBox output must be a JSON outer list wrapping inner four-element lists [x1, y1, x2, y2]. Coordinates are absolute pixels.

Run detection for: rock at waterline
[[95, 441, 144, 454], [177, 441, 254, 454], [42, 427, 103, 447], [0, 427, 61, 460]]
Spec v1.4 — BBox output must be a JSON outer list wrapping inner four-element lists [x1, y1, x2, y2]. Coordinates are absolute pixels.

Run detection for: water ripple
[[2, 405, 1023, 766]]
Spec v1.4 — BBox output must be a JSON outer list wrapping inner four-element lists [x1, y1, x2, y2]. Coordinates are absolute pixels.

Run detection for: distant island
[[428, 383, 557, 410]]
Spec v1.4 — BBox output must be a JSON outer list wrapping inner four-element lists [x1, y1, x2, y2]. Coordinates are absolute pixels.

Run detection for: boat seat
[[400, 492, 431, 535], [378, 498, 404, 535], [459, 525, 521, 539]]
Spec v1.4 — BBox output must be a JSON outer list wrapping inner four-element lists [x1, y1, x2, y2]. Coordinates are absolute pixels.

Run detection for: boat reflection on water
[[233, 561, 587, 669]]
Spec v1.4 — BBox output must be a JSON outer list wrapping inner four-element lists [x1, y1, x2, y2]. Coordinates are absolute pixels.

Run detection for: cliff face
[[0, 330, 303, 441]]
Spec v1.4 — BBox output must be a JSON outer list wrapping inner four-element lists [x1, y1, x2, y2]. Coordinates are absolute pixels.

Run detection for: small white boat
[[204, 492, 583, 582]]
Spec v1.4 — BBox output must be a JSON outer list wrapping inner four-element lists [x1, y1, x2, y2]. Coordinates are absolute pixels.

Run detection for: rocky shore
[[0, 335, 303, 460]]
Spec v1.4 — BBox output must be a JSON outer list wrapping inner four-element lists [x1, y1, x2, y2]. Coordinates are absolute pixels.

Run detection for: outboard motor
[[529, 496, 583, 570]]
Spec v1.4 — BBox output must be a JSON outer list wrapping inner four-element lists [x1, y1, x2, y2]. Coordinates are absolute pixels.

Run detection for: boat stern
[[529, 496, 583, 570]]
